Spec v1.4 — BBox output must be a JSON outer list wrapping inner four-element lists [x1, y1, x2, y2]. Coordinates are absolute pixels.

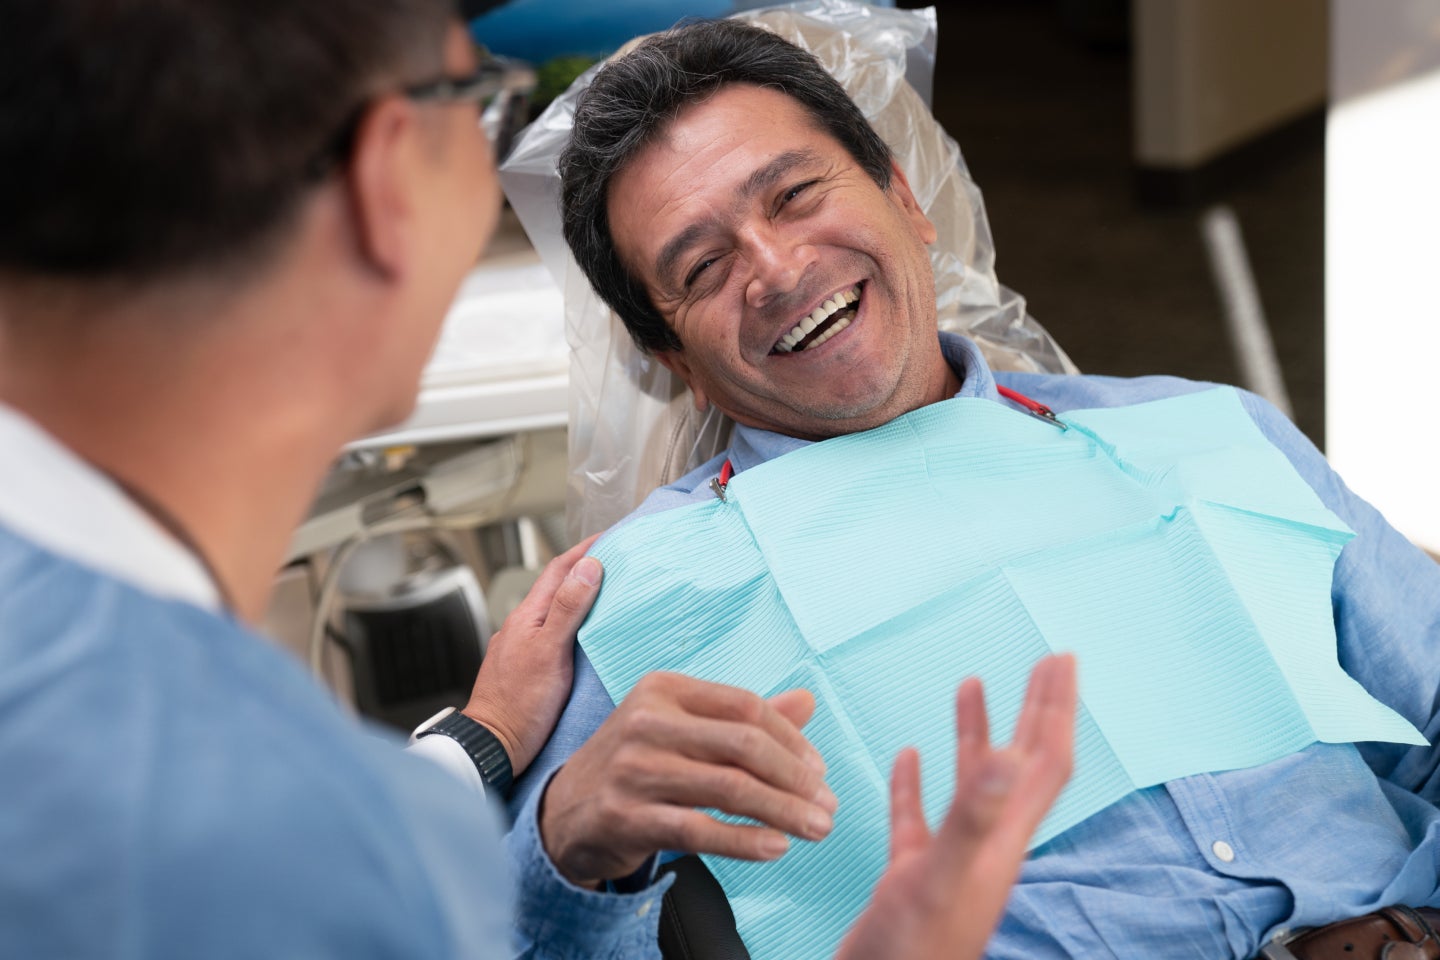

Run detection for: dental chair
[[498, 2, 1076, 955]]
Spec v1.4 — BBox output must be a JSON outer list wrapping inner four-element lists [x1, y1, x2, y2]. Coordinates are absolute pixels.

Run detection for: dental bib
[[579, 386, 1424, 959]]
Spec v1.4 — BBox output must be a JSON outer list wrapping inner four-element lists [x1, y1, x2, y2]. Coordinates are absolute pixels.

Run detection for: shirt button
[[1212, 840, 1236, 863], [636, 899, 653, 918]]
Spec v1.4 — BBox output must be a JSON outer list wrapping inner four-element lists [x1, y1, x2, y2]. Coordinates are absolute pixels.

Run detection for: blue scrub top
[[0, 522, 514, 959]]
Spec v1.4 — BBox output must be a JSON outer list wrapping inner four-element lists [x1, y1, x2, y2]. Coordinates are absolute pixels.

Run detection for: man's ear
[[886, 159, 938, 246], [345, 96, 422, 279], [653, 349, 711, 412]]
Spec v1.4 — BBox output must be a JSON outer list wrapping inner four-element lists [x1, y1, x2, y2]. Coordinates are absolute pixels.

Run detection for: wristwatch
[[413, 706, 514, 800]]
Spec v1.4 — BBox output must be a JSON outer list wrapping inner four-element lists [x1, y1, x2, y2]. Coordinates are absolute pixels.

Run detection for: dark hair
[[0, 0, 456, 283], [559, 18, 893, 355]]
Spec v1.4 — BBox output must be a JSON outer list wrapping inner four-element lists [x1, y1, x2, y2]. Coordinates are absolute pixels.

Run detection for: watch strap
[[418, 710, 514, 800]]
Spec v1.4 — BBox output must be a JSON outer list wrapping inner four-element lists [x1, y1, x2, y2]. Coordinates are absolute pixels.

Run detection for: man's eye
[[685, 257, 717, 289], [782, 181, 816, 205]]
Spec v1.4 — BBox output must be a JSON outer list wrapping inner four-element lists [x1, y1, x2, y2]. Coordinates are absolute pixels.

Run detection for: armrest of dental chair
[[657, 856, 750, 960]]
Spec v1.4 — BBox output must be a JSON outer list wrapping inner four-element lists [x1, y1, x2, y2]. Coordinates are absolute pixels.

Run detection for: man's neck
[[0, 283, 358, 623], [938, 355, 964, 403], [908, 334, 966, 421]]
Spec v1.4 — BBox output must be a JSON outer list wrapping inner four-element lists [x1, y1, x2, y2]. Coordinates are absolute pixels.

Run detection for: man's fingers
[[953, 676, 988, 791], [541, 760, 796, 888], [652, 675, 826, 774], [506, 533, 603, 627], [938, 749, 1015, 857], [540, 555, 603, 630], [941, 655, 1077, 856], [638, 707, 833, 812], [887, 747, 929, 862], [650, 754, 835, 841], [767, 687, 816, 731], [1010, 654, 1077, 759], [640, 805, 795, 863], [1010, 656, 1077, 822]]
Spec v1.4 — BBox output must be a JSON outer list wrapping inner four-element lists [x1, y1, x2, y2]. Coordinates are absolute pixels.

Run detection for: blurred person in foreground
[[0, 1, 1074, 956]]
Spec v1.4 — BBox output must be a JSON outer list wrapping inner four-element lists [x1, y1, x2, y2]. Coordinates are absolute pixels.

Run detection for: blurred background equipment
[[336, 535, 492, 732]]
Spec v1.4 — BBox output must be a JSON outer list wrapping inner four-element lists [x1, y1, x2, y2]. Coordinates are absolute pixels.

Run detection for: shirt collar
[[726, 333, 997, 473], [0, 403, 221, 610]]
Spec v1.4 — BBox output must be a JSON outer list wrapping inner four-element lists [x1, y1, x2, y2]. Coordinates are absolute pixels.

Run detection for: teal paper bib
[[579, 387, 1424, 959]]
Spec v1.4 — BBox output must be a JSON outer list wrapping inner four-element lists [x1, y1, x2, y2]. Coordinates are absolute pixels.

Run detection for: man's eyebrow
[[653, 149, 823, 290], [655, 220, 719, 293], [738, 149, 821, 204]]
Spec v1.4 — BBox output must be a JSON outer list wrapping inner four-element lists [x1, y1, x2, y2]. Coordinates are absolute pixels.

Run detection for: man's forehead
[[618, 84, 837, 193], [660, 84, 828, 152], [609, 85, 846, 276]]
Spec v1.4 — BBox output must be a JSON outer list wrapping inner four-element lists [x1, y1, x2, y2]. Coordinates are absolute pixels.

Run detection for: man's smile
[[771, 282, 863, 355]]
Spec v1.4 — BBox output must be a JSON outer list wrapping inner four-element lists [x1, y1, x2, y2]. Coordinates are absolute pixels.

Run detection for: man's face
[[607, 83, 954, 441], [373, 22, 502, 429]]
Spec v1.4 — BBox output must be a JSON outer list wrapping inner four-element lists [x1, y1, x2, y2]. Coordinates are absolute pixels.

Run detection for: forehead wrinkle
[[653, 148, 824, 291]]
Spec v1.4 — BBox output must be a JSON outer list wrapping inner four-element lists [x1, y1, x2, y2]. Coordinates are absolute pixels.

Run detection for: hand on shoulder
[[461, 534, 602, 777]]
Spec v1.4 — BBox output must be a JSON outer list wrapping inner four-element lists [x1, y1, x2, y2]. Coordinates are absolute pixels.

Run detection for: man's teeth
[[775, 286, 860, 354]]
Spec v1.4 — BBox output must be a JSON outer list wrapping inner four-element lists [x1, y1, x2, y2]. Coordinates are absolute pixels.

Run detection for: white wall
[[1327, 0, 1440, 554]]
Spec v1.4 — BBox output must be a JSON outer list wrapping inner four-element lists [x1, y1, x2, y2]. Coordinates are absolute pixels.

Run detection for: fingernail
[[813, 784, 839, 814], [761, 833, 790, 858], [806, 749, 827, 774], [570, 557, 602, 586], [806, 809, 833, 840]]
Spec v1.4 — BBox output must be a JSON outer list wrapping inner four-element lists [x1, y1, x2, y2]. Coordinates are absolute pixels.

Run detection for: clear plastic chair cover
[[498, 0, 1077, 540]]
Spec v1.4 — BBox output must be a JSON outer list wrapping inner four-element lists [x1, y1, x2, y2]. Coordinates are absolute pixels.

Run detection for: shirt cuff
[[405, 732, 486, 798], [505, 769, 673, 958]]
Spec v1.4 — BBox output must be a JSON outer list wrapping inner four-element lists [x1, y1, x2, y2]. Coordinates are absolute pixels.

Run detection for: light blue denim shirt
[[511, 333, 1440, 959]]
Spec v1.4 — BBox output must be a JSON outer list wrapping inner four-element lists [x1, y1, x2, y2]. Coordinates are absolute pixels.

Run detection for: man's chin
[[727, 401, 896, 442], [353, 389, 421, 442], [804, 380, 914, 434]]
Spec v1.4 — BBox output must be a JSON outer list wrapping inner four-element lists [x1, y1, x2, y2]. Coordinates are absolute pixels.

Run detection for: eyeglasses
[[404, 56, 508, 112], [306, 56, 515, 181]]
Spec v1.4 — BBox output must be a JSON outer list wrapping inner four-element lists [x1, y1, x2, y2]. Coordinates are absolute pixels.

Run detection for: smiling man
[[605, 83, 959, 440], [510, 16, 1440, 960]]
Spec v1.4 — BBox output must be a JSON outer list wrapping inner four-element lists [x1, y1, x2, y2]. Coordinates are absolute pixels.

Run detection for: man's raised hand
[[837, 654, 1077, 960]]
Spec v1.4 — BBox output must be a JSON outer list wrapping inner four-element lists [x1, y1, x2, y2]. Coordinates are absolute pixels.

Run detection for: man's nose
[[743, 225, 816, 309]]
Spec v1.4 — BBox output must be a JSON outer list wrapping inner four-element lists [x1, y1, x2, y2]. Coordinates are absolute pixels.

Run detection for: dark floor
[[908, 0, 1326, 446]]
